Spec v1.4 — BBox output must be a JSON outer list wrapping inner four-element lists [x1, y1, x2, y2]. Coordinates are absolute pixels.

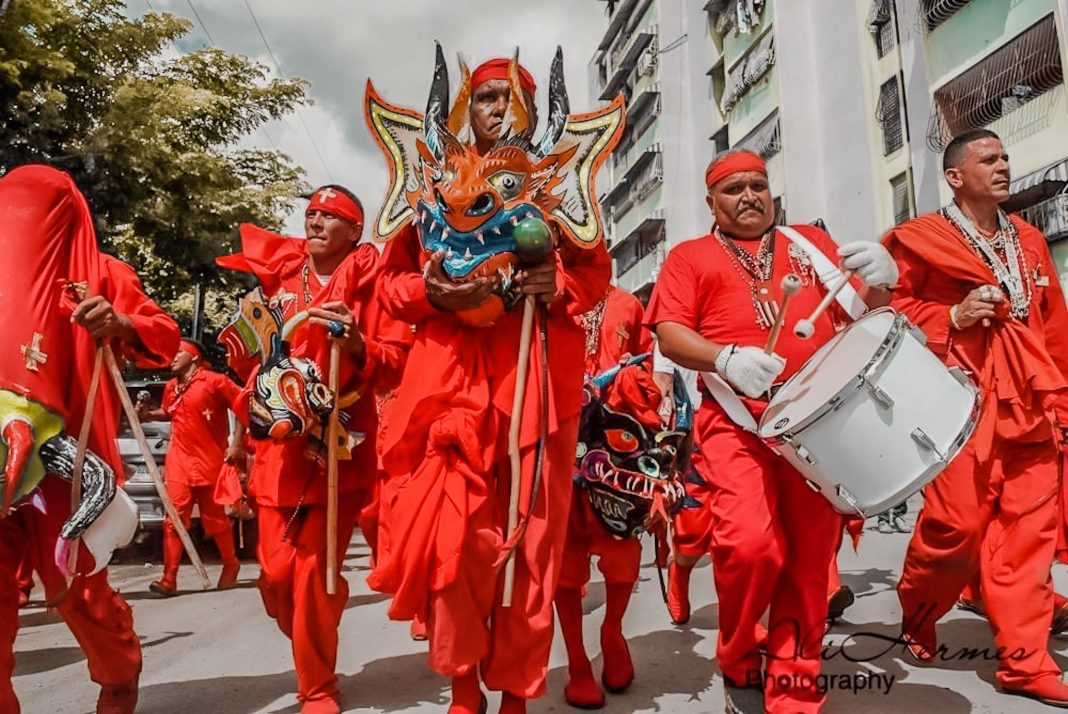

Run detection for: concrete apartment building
[[589, 0, 1068, 298]]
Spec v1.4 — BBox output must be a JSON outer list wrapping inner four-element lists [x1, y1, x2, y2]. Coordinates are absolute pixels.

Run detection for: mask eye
[[605, 429, 639, 454], [487, 171, 525, 201]]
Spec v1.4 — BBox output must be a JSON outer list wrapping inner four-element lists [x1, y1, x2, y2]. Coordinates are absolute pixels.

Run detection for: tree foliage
[[0, 0, 310, 333]]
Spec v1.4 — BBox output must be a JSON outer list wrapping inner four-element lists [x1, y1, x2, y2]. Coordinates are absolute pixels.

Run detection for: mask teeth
[[421, 210, 428, 223], [509, 216, 519, 227], [442, 228, 450, 239], [492, 226, 502, 236], [463, 247, 473, 260], [475, 232, 485, 245], [446, 248, 454, 259]]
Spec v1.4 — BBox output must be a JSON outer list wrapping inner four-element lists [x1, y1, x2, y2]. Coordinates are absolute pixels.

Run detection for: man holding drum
[[646, 149, 896, 713], [885, 129, 1068, 707]]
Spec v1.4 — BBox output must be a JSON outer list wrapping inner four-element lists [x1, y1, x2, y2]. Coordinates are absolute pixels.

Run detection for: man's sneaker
[[827, 585, 855, 622], [892, 515, 911, 533], [876, 520, 893, 534]]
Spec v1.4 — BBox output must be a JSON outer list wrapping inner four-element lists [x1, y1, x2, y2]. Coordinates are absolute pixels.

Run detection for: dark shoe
[[956, 596, 986, 617], [723, 676, 764, 714], [216, 563, 240, 590], [149, 578, 177, 597], [827, 585, 855, 622], [1053, 603, 1068, 636], [1001, 675, 1068, 708], [96, 675, 139, 714]]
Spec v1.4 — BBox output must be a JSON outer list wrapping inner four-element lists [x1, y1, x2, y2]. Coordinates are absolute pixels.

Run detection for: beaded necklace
[[581, 296, 608, 362], [715, 227, 778, 329]]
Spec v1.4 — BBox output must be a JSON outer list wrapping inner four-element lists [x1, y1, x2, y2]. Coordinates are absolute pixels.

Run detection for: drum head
[[759, 308, 898, 438]]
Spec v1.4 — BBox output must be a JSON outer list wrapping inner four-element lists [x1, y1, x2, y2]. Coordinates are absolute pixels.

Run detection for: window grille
[[922, 0, 971, 32], [890, 172, 914, 226], [877, 76, 904, 155], [736, 111, 781, 160]]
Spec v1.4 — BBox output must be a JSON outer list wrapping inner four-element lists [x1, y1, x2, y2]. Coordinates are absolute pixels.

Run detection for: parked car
[[118, 379, 169, 535]]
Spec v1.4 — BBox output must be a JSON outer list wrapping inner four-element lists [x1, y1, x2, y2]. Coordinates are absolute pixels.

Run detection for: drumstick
[[764, 274, 802, 354], [326, 340, 341, 595], [795, 270, 855, 340]]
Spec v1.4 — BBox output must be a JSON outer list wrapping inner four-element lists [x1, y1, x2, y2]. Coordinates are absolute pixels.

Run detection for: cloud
[[138, 0, 611, 233]]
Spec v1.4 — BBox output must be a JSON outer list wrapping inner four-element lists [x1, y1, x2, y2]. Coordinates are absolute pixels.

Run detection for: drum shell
[[758, 309, 979, 517]]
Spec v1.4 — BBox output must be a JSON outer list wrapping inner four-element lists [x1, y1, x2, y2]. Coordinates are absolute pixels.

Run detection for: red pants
[[696, 405, 841, 714], [560, 493, 642, 589], [0, 477, 141, 711], [14, 542, 32, 596], [257, 499, 358, 707], [899, 436, 1061, 687], [428, 417, 577, 700], [163, 481, 236, 576], [672, 463, 714, 559]]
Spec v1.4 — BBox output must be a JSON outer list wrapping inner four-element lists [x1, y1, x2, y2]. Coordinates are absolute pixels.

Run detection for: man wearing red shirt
[[554, 284, 652, 708], [0, 164, 180, 714], [370, 59, 612, 714], [885, 129, 1068, 707], [646, 150, 895, 713], [138, 339, 244, 595], [217, 184, 410, 714]]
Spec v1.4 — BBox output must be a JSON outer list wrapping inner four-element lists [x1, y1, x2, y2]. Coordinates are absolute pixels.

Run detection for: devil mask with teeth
[[365, 43, 625, 326]]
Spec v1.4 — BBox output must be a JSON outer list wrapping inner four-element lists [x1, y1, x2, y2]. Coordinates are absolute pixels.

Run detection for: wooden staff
[[794, 270, 855, 340], [325, 341, 341, 595], [103, 346, 210, 589], [503, 294, 536, 607], [764, 274, 802, 354], [67, 345, 104, 574]]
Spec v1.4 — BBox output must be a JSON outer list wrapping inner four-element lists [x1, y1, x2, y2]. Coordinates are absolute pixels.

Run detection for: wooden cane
[[794, 270, 855, 340], [103, 346, 211, 589], [764, 274, 802, 355], [326, 341, 341, 595], [502, 294, 536, 607], [67, 345, 105, 574]]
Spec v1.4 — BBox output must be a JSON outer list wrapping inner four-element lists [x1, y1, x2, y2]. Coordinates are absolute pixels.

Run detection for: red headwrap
[[178, 340, 203, 361], [704, 150, 767, 189], [471, 58, 537, 97], [306, 186, 364, 228]]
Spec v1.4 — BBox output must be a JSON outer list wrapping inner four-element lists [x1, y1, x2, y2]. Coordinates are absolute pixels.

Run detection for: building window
[[720, 30, 775, 114], [867, 0, 896, 58], [922, 0, 972, 32], [928, 15, 1062, 150], [710, 125, 729, 155], [890, 172, 914, 226], [735, 111, 781, 160], [877, 76, 904, 156]]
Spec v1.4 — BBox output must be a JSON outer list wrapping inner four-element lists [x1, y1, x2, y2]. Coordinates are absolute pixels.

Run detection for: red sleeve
[[1034, 241, 1068, 423], [884, 233, 953, 359], [352, 285, 412, 392], [161, 380, 177, 413], [551, 240, 612, 318], [101, 257, 180, 368], [379, 225, 439, 324], [644, 244, 698, 331], [210, 371, 242, 411]]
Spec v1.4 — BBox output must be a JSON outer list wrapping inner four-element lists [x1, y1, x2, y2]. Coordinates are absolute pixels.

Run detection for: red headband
[[705, 151, 767, 189], [306, 187, 363, 227], [179, 340, 203, 361], [471, 58, 537, 97]]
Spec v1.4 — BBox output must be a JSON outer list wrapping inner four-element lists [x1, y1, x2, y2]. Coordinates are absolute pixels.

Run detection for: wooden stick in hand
[[764, 274, 802, 354], [326, 341, 341, 595], [795, 269, 855, 340], [67, 345, 104, 575], [503, 295, 536, 607]]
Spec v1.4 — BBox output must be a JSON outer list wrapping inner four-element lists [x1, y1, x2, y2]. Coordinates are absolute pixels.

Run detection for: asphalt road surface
[[15, 499, 1068, 712]]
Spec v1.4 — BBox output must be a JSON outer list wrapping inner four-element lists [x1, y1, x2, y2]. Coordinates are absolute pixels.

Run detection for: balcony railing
[[1020, 193, 1068, 240]]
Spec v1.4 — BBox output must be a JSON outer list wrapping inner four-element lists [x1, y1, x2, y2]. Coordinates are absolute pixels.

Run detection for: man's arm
[[546, 240, 612, 317], [95, 258, 180, 368]]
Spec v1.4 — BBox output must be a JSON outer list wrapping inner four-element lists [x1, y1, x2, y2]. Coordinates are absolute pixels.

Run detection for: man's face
[[706, 171, 775, 239], [305, 210, 358, 266], [470, 79, 511, 145], [946, 137, 1011, 203], [171, 349, 196, 376]]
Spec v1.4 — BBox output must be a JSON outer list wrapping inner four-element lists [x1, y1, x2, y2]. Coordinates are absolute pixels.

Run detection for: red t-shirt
[[162, 369, 241, 486], [644, 225, 849, 384], [585, 285, 653, 375]]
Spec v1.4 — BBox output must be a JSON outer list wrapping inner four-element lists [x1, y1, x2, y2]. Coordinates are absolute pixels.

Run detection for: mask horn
[[424, 41, 450, 160], [534, 46, 569, 158], [447, 54, 472, 138]]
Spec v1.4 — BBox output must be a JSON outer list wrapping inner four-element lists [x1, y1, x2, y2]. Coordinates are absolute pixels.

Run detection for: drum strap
[[698, 226, 866, 432]]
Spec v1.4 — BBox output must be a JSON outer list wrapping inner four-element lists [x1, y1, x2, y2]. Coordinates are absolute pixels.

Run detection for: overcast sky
[[133, 0, 612, 234]]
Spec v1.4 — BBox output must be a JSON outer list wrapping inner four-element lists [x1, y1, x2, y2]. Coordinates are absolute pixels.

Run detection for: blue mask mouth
[[417, 200, 545, 279]]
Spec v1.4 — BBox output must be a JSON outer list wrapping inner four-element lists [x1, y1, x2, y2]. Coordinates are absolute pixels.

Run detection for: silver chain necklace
[[941, 202, 1031, 320]]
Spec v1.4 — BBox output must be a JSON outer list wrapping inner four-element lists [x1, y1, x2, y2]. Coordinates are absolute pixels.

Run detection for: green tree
[[0, 0, 310, 334]]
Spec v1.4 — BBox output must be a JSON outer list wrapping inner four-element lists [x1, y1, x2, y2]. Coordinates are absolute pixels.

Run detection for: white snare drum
[[758, 308, 979, 517]]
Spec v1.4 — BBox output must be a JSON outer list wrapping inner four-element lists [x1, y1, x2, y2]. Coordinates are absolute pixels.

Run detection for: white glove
[[715, 344, 786, 398], [839, 241, 899, 288]]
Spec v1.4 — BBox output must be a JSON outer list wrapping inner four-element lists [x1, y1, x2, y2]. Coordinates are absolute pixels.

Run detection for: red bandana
[[471, 58, 537, 96], [705, 151, 767, 189], [178, 340, 203, 361], [306, 187, 364, 227]]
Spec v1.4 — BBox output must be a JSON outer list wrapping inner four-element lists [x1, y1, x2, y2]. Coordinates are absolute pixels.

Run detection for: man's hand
[[516, 259, 559, 304], [308, 301, 366, 361], [71, 295, 136, 341], [424, 250, 498, 312], [951, 285, 1003, 329], [839, 241, 899, 288], [224, 441, 249, 467], [715, 344, 786, 398]]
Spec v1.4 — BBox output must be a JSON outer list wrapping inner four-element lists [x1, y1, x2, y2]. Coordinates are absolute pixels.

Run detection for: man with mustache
[[217, 185, 411, 714], [372, 58, 611, 714], [886, 129, 1068, 707], [646, 150, 896, 713]]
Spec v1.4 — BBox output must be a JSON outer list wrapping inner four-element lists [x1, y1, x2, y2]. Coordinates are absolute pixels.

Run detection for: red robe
[[369, 222, 610, 698], [886, 212, 1068, 689], [0, 165, 179, 709], [644, 225, 850, 713], [217, 225, 410, 706]]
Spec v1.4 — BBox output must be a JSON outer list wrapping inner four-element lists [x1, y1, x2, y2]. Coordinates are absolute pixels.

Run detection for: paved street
[[15, 499, 1068, 713]]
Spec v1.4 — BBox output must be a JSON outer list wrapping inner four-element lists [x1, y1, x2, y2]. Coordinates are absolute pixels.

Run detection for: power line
[[185, 0, 215, 46], [241, 0, 334, 182]]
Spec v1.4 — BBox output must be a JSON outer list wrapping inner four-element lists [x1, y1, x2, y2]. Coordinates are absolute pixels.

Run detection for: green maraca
[[513, 216, 553, 265]]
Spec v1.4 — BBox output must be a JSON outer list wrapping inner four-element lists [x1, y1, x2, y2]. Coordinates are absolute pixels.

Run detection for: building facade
[[590, 0, 1068, 297]]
